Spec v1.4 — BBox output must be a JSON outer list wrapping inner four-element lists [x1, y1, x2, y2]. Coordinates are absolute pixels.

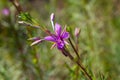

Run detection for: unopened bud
[[66, 26, 71, 32], [50, 13, 55, 30], [74, 27, 81, 37], [30, 39, 42, 46], [50, 13, 55, 21], [28, 37, 40, 41]]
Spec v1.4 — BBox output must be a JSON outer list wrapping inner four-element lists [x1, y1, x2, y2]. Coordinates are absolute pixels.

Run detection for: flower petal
[[50, 43, 56, 49], [57, 41, 65, 49], [64, 41, 69, 45], [55, 23, 62, 36], [30, 40, 42, 46], [28, 37, 40, 41], [61, 32, 69, 39], [44, 36, 56, 42]]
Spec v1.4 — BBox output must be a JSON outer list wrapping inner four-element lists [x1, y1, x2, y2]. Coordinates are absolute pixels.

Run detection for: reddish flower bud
[[74, 27, 81, 37]]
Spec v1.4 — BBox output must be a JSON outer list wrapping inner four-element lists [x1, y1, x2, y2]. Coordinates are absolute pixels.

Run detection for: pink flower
[[2, 8, 10, 16], [30, 13, 70, 50], [44, 23, 69, 50]]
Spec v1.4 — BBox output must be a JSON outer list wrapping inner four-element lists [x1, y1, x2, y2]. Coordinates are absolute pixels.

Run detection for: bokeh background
[[0, 0, 120, 80]]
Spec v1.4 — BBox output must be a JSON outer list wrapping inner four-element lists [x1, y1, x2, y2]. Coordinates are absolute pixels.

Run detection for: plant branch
[[63, 46, 92, 80], [9, 0, 22, 13], [65, 49, 92, 80], [76, 60, 92, 80], [68, 38, 80, 59]]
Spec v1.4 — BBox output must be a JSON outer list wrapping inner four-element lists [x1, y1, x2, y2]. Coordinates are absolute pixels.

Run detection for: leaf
[[18, 12, 32, 22], [18, 12, 40, 28]]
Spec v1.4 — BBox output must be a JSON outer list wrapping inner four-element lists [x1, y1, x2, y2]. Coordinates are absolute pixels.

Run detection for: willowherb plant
[[10, 0, 92, 79], [26, 13, 92, 80]]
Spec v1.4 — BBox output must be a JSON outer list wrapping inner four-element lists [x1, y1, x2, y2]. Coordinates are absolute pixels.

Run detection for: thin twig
[[68, 38, 80, 59], [10, 0, 22, 13], [76, 60, 92, 80], [65, 49, 92, 80], [9, 0, 43, 79]]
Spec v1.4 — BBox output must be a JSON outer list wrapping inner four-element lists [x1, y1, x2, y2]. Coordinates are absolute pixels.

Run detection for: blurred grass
[[0, 0, 120, 80]]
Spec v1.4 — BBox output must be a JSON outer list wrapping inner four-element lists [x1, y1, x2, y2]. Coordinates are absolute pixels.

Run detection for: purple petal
[[55, 23, 62, 36], [61, 32, 69, 39], [57, 41, 65, 49], [44, 36, 56, 42]]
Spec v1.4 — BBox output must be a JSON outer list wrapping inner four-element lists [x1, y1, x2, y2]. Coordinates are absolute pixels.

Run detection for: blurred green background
[[0, 0, 120, 80]]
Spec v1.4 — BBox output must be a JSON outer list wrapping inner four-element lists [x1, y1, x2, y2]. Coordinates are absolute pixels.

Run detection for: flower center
[[56, 37, 64, 49]]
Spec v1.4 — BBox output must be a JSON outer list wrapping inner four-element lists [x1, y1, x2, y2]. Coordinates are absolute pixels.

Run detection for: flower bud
[[50, 13, 55, 21], [30, 39, 42, 46], [28, 37, 40, 41], [74, 27, 81, 37], [66, 26, 71, 32], [50, 13, 55, 30]]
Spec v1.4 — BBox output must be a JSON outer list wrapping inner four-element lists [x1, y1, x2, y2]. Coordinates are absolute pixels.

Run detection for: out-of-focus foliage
[[0, 0, 120, 80]]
